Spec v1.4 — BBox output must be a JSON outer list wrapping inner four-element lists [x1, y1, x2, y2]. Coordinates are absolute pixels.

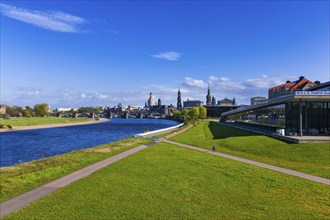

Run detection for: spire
[[177, 88, 182, 110], [206, 86, 212, 106]]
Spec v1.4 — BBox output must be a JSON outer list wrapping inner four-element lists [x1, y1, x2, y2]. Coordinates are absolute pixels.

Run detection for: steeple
[[206, 86, 212, 106], [177, 89, 182, 110]]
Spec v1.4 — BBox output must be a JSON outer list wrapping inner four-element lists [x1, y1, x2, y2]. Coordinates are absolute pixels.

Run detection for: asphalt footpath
[[0, 142, 156, 218]]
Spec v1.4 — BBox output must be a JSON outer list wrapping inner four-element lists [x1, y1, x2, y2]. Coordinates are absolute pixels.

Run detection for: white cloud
[[151, 51, 181, 61], [0, 3, 86, 33], [243, 75, 288, 89], [182, 77, 208, 89]]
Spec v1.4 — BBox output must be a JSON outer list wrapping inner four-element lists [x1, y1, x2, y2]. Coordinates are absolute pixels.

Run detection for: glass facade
[[224, 102, 330, 136], [285, 102, 330, 135], [227, 104, 285, 128]]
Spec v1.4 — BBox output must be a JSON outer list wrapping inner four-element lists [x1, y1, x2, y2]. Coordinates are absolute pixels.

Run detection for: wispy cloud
[[182, 77, 208, 89], [151, 51, 181, 61], [0, 3, 87, 33]]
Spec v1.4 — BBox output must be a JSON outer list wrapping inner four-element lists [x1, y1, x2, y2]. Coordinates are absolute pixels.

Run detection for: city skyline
[[1, 1, 329, 108]]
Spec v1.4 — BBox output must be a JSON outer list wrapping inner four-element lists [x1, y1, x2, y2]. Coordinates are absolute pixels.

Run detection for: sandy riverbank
[[0, 118, 110, 133]]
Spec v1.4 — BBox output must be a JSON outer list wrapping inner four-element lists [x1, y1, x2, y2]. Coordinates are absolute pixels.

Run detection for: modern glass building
[[220, 90, 330, 137]]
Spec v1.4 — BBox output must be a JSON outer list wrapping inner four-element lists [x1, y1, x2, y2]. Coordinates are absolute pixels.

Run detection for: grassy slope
[[170, 121, 330, 179], [0, 117, 93, 127], [0, 138, 150, 202], [5, 143, 329, 219]]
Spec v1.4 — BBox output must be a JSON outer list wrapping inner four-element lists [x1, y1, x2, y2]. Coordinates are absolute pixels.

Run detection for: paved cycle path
[[0, 125, 193, 218], [0, 143, 153, 218], [163, 139, 330, 185]]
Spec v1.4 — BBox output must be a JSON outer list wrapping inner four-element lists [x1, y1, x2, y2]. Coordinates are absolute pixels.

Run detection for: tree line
[[1, 104, 105, 118], [172, 106, 207, 121], [3, 104, 50, 118]]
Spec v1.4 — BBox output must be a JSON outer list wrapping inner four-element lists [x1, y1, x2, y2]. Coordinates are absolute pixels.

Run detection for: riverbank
[[0, 137, 151, 202], [0, 118, 109, 132]]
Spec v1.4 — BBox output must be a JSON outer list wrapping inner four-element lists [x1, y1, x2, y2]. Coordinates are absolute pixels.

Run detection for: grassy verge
[[0, 137, 150, 202], [170, 121, 330, 179], [0, 117, 94, 127], [5, 143, 329, 219]]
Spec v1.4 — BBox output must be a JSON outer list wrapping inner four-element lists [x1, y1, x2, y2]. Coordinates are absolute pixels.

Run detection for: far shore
[[0, 118, 109, 133]]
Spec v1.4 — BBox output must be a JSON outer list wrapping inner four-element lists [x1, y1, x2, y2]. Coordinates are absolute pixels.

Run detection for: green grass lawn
[[0, 138, 150, 202], [170, 121, 330, 179], [0, 117, 94, 127], [5, 143, 329, 219]]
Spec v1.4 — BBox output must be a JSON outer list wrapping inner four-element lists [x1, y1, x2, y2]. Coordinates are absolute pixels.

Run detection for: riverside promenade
[[0, 124, 192, 218], [2, 123, 329, 218]]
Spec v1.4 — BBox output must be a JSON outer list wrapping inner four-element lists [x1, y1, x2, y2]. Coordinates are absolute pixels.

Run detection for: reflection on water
[[0, 118, 177, 167]]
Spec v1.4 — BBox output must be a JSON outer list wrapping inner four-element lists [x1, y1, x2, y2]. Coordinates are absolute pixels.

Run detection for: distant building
[[149, 105, 170, 116], [158, 98, 161, 107], [183, 99, 203, 109], [268, 76, 316, 99], [217, 98, 236, 106], [56, 108, 78, 112], [251, 96, 267, 105], [206, 97, 238, 117], [177, 89, 182, 110]]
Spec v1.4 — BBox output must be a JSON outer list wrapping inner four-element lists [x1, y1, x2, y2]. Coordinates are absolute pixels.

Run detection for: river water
[[0, 118, 178, 167]]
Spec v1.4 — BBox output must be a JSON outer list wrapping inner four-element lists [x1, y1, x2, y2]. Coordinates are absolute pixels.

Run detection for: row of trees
[[172, 106, 207, 120], [3, 104, 50, 118]]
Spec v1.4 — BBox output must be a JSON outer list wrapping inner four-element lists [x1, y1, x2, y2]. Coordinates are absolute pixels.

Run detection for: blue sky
[[1, 1, 329, 108]]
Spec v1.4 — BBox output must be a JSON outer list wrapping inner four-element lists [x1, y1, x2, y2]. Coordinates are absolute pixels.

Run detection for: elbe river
[[0, 118, 178, 167]]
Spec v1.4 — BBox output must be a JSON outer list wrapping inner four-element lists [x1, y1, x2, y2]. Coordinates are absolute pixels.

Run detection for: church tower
[[148, 92, 155, 107], [177, 89, 182, 110], [206, 87, 212, 106], [212, 96, 216, 106]]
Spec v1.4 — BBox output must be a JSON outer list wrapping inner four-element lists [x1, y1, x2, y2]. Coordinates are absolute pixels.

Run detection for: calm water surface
[[0, 118, 178, 167]]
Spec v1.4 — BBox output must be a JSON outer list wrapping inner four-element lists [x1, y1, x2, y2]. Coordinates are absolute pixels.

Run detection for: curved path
[[2, 123, 328, 218], [163, 139, 330, 185]]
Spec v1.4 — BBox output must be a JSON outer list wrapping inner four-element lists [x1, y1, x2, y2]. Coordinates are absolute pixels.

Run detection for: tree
[[34, 103, 50, 117], [172, 110, 181, 116], [199, 106, 207, 120], [188, 107, 200, 120], [6, 106, 24, 117], [23, 106, 35, 117], [181, 109, 189, 116]]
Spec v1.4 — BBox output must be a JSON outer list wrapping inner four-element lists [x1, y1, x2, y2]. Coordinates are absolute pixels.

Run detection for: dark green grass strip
[[5, 143, 329, 219]]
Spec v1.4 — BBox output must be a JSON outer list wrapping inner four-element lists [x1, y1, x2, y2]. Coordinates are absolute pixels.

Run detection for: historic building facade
[[268, 76, 317, 99], [183, 99, 203, 109]]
